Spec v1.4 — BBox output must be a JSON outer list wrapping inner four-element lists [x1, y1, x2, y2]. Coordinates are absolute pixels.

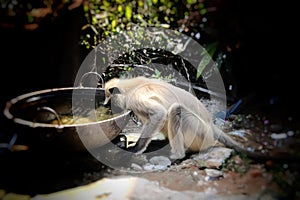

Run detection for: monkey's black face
[[104, 87, 126, 114], [110, 93, 126, 114]]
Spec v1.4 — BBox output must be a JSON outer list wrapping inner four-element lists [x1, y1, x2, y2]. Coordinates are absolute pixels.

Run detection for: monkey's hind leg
[[168, 103, 212, 160], [167, 103, 186, 160]]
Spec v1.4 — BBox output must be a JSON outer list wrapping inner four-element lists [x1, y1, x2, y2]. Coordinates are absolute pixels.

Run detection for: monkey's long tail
[[212, 125, 296, 162]]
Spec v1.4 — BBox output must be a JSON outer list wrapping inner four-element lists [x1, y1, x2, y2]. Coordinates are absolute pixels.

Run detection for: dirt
[[104, 151, 296, 199], [128, 164, 279, 195], [1, 96, 299, 200], [101, 103, 300, 200]]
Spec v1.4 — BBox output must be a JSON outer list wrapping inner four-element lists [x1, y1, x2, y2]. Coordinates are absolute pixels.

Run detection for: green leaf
[[154, 69, 161, 77], [187, 0, 197, 4], [204, 42, 218, 58], [111, 19, 117, 31], [200, 8, 206, 15], [125, 5, 132, 20], [196, 54, 211, 79], [117, 5, 122, 12]]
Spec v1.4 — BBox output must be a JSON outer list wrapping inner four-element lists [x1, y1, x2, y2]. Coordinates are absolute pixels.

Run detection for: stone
[[193, 146, 234, 169]]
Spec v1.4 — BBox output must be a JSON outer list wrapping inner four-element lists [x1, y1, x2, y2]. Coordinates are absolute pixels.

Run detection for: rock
[[32, 177, 269, 200], [193, 147, 234, 169], [141, 156, 172, 171], [131, 163, 143, 171], [149, 156, 171, 166], [143, 163, 156, 171]]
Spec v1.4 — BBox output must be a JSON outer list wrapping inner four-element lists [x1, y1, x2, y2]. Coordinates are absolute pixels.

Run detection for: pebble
[[141, 156, 172, 171], [233, 155, 243, 165], [204, 169, 223, 181], [143, 163, 156, 171], [270, 133, 287, 140], [131, 163, 143, 171], [143, 163, 168, 171], [250, 168, 261, 178], [287, 130, 294, 136], [264, 160, 274, 168]]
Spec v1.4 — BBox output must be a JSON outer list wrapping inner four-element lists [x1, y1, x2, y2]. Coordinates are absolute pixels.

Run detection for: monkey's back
[[122, 77, 213, 123]]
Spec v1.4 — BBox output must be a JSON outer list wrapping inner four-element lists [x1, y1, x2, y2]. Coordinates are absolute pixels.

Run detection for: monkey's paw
[[170, 152, 186, 160]]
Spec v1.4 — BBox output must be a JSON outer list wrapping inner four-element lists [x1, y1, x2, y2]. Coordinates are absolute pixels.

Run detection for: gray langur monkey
[[103, 76, 286, 161]]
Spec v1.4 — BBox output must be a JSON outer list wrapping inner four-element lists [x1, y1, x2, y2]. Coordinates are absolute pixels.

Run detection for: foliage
[[222, 154, 252, 175], [0, 0, 71, 30], [1, 0, 237, 99], [81, 0, 221, 49], [267, 163, 300, 199], [80, 0, 228, 85]]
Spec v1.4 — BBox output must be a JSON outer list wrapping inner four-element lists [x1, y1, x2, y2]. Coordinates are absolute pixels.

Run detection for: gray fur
[[104, 76, 289, 161]]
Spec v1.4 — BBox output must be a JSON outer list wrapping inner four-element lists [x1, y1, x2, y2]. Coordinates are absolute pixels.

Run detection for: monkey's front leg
[[167, 103, 186, 160], [130, 102, 167, 155]]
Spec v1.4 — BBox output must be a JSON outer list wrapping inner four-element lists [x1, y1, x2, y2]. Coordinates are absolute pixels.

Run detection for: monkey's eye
[[109, 87, 121, 94]]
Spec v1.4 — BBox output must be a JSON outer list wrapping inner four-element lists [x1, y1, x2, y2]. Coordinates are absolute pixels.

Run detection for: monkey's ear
[[109, 87, 121, 94]]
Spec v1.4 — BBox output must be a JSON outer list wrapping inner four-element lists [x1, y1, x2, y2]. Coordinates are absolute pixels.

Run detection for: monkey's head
[[104, 78, 126, 112]]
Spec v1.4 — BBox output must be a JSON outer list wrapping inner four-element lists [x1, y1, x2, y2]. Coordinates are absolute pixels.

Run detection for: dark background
[[0, 0, 298, 196], [0, 1, 298, 129]]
